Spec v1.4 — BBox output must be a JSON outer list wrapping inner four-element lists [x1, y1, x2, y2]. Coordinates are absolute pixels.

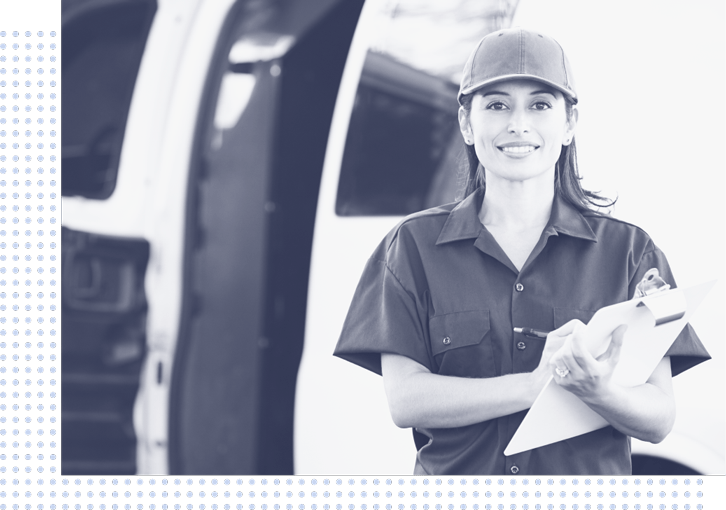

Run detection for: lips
[[496, 142, 540, 155]]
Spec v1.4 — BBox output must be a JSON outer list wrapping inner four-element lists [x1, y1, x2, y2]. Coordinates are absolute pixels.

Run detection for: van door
[[61, 0, 156, 475], [167, 0, 364, 474]]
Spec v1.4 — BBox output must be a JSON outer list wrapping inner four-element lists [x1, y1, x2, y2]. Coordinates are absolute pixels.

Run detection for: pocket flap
[[429, 310, 490, 357], [553, 307, 597, 329]]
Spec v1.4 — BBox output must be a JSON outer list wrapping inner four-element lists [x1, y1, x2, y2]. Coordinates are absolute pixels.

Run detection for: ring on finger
[[555, 366, 570, 378]]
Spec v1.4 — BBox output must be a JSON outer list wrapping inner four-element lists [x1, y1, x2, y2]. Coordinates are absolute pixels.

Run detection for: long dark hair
[[457, 92, 615, 213]]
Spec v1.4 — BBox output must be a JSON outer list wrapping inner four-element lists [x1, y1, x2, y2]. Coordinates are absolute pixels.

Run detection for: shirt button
[[442, 336, 451, 345], [510, 465, 519, 474], [515, 283, 524, 292], [517, 341, 526, 351]]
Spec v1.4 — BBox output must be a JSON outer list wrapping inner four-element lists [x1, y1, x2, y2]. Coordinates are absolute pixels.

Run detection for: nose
[[507, 108, 530, 135]]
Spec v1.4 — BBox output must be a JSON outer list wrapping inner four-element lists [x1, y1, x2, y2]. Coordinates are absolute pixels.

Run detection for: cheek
[[472, 133, 500, 164], [541, 125, 566, 151], [470, 121, 500, 149], [543, 116, 570, 142], [541, 132, 567, 166]]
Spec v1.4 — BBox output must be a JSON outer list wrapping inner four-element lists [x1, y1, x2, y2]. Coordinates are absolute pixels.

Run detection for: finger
[[560, 321, 585, 369], [548, 334, 572, 369], [545, 331, 568, 347], [550, 319, 586, 338], [568, 324, 596, 370], [543, 333, 567, 358], [548, 348, 564, 370], [560, 342, 587, 377], [551, 357, 573, 383], [550, 336, 585, 380], [552, 368, 570, 388], [551, 321, 588, 372], [552, 367, 570, 386]]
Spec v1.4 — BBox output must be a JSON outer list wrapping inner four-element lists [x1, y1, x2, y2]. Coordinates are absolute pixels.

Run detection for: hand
[[531, 328, 567, 387], [548, 319, 628, 401]]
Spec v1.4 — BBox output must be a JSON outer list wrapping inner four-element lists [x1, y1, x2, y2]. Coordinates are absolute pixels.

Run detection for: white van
[[62, 0, 724, 475], [61, 0, 366, 474]]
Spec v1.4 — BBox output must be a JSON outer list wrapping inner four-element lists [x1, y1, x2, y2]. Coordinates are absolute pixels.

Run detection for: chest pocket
[[553, 307, 598, 329], [428, 309, 494, 377]]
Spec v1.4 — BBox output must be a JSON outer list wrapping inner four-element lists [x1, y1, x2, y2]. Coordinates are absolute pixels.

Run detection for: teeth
[[501, 146, 536, 153]]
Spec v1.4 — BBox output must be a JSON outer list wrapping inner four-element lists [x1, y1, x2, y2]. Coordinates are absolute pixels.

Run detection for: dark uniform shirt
[[333, 187, 710, 475]]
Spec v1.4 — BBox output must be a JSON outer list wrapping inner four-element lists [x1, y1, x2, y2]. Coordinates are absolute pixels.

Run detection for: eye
[[531, 101, 552, 111], [486, 101, 508, 111]]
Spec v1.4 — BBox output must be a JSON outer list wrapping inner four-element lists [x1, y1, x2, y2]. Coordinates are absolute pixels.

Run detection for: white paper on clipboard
[[504, 280, 716, 456]]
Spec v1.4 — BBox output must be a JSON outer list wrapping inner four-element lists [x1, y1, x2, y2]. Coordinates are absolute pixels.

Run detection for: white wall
[[513, 0, 726, 459]]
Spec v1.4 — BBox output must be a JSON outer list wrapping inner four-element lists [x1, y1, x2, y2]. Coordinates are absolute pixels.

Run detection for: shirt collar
[[436, 187, 598, 245]]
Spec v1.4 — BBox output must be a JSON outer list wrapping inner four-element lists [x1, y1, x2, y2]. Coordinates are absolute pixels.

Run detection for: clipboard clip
[[634, 268, 671, 298], [635, 300, 686, 326], [634, 269, 686, 326]]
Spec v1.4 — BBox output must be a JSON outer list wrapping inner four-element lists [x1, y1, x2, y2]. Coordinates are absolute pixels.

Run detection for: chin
[[487, 166, 555, 184]]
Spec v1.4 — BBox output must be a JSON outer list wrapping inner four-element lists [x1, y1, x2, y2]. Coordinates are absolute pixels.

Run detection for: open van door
[[61, 0, 156, 474], [63, 0, 365, 474], [167, 0, 364, 474]]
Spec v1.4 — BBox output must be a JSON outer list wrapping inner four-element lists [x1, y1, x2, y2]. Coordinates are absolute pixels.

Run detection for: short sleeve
[[629, 248, 711, 377], [333, 251, 433, 376]]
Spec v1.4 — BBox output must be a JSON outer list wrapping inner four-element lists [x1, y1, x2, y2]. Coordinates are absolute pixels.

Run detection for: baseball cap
[[458, 27, 577, 105]]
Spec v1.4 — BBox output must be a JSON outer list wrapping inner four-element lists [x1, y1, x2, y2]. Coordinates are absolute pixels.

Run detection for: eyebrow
[[480, 89, 557, 98]]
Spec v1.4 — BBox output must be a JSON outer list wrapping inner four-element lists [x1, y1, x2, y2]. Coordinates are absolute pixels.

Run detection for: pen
[[513, 327, 550, 339]]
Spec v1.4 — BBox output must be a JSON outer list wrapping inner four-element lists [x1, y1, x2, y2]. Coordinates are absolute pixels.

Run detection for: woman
[[333, 28, 710, 475]]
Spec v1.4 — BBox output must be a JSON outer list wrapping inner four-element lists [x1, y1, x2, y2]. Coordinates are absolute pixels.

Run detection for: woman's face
[[459, 79, 577, 184]]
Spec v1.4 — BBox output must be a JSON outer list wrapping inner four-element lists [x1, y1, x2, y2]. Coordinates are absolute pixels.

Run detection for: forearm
[[580, 357, 676, 443], [579, 380, 675, 443], [550, 325, 676, 443], [383, 368, 542, 429]]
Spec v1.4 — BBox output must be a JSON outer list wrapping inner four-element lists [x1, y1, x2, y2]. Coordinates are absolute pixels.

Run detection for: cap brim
[[458, 74, 578, 105]]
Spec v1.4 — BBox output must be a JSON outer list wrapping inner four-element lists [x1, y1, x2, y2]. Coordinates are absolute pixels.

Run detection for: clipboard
[[504, 280, 716, 456]]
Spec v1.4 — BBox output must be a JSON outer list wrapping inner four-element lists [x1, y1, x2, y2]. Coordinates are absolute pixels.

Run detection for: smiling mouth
[[498, 145, 539, 154]]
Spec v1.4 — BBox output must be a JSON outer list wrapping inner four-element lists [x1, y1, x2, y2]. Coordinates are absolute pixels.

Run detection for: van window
[[333, 1, 519, 217], [61, 0, 156, 199], [335, 51, 460, 216]]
